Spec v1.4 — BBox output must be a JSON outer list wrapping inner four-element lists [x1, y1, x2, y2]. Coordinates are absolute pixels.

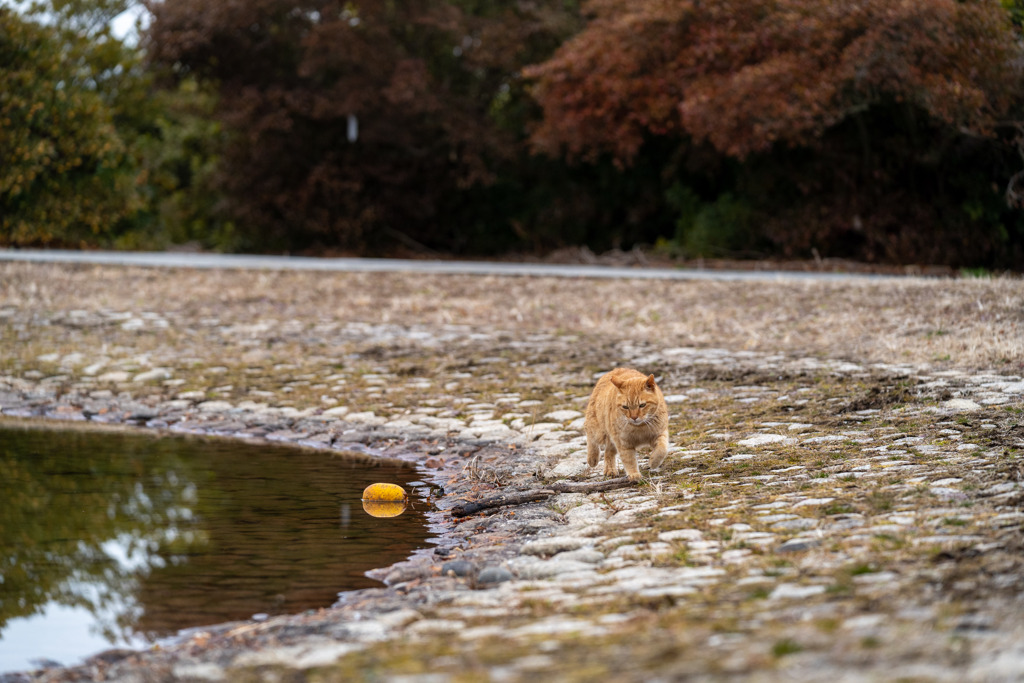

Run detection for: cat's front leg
[[603, 440, 619, 477], [586, 435, 601, 468], [619, 447, 641, 481], [648, 431, 669, 470]]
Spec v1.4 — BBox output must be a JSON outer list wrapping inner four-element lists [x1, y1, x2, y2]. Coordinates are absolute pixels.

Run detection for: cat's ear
[[646, 374, 657, 390], [610, 377, 624, 390]]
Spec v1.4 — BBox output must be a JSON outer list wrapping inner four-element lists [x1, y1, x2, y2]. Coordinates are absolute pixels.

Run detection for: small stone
[[133, 368, 172, 383], [553, 548, 605, 564], [97, 371, 131, 383], [609, 542, 673, 560], [198, 400, 234, 413], [346, 411, 386, 425], [769, 583, 827, 600], [771, 518, 818, 531], [476, 566, 513, 586], [930, 486, 967, 501], [658, 529, 703, 542], [777, 538, 821, 553], [82, 361, 108, 376], [384, 565, 430, 585], [521, 536, 587, 556], [943, 398, 982, 412], [792, 497, 834, 509], [737, 434, 791, 447], [441, 560, 475, 578], [513, 558, 596, 579], [322, 406, 350, 417], [544, 410, 584, 422]]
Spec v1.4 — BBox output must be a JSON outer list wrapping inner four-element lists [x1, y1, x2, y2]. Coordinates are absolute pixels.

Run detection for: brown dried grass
[[1, 263, 1021, 372]]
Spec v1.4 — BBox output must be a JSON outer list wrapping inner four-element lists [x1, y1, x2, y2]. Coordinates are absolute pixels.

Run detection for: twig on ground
[[449, 476, 636, 517]]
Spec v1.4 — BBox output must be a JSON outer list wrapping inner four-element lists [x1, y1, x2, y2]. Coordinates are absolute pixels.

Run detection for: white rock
[[769, 583, 827, 600], [802, 435, 845, 443], [550, 459, 589, 478], [346, 411, 386, 425], [197, 400, 234, 412], [565, 503, 610, 526], [133, 368, 172, 383], [405, 619, 466, 636], [521, 536, 587, 556], [323, 406, 350, 417], [82, 361, 108, 376], [737, 434, 791, 447], [553, 548, 605, 564], [609, 542, 673, 560], [545, 410, 584, 422], [792, 497, 834, 509], [943, 398, 982, 412], [97, 371, 131, 383], [658, 529, 703, 542], [232, 641, 362, 669], [512, 557, 595, 579]]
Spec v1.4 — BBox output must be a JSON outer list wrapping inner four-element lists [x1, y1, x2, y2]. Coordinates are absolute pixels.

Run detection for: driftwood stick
[[449, 476, 637, 517], [450, 489, 555, 517], [549, 476, 635, 493]]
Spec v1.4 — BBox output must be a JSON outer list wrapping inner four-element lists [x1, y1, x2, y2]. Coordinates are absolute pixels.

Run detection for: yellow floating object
[[362, 499, 408, 518], [361, 482, 408, 502]]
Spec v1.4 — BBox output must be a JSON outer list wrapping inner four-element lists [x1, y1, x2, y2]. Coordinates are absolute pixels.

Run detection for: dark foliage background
[[4, 0, 1024, 268]]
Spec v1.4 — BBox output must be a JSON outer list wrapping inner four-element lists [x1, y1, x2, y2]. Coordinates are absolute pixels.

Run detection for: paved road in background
[[0, 248, 908, 282]]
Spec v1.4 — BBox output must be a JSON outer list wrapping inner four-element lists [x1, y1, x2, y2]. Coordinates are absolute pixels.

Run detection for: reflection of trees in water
[[130, 450, 428, 636], [0, 427, 208, 642], [0, 425, 429, 645]]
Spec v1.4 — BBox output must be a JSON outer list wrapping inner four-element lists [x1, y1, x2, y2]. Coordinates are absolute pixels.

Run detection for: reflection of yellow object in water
[[362, 500, 407, 518], [362, 483, 408, 502]]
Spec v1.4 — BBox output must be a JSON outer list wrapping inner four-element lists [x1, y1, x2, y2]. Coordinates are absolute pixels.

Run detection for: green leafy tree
[[0, 6, 143, 245], [2, 1, 232, 250]]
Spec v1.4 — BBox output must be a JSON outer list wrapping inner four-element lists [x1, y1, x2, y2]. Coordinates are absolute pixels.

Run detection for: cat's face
[[614, 376, 659, 425]]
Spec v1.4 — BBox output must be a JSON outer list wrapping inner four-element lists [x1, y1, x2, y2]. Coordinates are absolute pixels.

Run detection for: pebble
[[476, 566, 513, 586], [769, 583, 828, 600], [944, 398, 982, 412], [521, 536, 588, 556], [777, 538, 822, 553], [544, 410, 584, 422], [737, 434, 791, 447], [441, 560, 476, 578]]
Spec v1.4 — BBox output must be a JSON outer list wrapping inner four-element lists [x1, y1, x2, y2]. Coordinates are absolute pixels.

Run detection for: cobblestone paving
[[1, 263, 1023, 682]]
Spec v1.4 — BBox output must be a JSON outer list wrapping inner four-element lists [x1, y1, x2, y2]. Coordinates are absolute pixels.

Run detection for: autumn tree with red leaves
[[527, 0, 1024, 265]]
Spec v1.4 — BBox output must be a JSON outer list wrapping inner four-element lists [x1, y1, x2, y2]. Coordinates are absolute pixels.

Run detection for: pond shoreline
[[2, 262, 1024, 681]]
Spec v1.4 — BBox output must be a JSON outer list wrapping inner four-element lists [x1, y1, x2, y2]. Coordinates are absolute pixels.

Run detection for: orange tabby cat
[[584, 367, 669, 481]]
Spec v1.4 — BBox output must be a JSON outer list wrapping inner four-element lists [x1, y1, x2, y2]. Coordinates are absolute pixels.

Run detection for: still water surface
[[0, 421, 432, 672]]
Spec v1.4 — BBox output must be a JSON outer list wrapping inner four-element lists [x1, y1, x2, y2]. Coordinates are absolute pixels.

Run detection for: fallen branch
[[449, 476, 636, 517], [549, 476, 635, 493]]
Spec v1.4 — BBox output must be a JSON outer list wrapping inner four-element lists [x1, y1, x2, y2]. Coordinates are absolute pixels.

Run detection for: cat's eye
[[621, 405, 629, 410], [639, 402, 647, 408]]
